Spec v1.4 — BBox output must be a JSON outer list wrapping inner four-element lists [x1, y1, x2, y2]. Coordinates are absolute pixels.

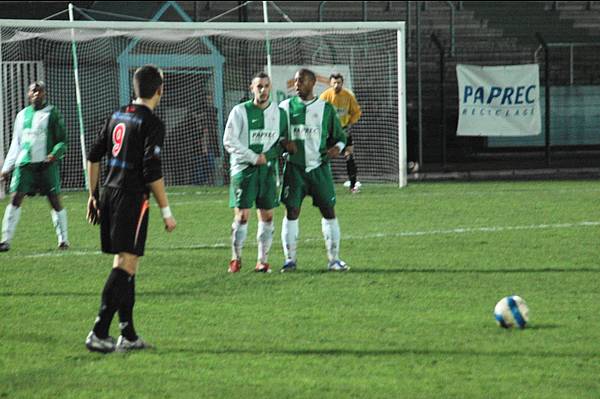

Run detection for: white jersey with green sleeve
[[223, 100, 288, 177], [1, 104, 66, 173], [279, 96, 347, 173]]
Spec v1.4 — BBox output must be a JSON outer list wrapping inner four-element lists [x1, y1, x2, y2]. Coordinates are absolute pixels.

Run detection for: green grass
[[2, 181, 600, 398]]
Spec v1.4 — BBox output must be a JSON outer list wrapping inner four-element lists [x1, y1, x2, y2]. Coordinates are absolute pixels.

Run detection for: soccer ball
[[494, 295, 529, 329]]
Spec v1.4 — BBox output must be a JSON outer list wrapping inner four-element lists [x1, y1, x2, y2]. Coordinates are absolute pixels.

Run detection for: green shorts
[[229, 164, 279, 209], [10, 162, 61, 196], [280, 162, 336, 209]]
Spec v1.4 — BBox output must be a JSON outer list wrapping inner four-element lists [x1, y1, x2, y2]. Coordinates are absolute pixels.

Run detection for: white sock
[[51, 209, 69, 244], [231, 220, 248, 260], [257, 220, 274, 264], [321, 217, 341, 262], [1, 204, 22, 244], [281, 217, 299, 262]]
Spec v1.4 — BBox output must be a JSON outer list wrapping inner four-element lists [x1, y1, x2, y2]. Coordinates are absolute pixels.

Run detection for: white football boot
[[85, 331, 116, 353], [116, 335, 153, 352], [328, 259, 350, 272]]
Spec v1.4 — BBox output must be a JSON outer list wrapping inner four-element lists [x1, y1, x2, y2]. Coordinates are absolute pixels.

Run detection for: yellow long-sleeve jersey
[[319, 87, 362, 128]]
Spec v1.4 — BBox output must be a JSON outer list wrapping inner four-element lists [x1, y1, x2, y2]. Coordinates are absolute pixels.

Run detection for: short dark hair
[[252, 71, 270, 81], [329, 73, 344, 81], [133, 65, 163, 99], [29, 80, 46, 91], [297, 68, 316, 83]]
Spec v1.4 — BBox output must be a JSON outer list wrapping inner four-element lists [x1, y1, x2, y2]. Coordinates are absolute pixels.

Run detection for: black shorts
[[100, 187, 150, 256]]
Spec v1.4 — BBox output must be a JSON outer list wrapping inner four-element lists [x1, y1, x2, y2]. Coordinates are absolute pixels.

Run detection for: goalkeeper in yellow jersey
[[320, 73, 362, 193]]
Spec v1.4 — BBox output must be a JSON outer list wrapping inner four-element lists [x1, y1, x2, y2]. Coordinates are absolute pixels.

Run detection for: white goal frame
[[0, 20, 407, 188]]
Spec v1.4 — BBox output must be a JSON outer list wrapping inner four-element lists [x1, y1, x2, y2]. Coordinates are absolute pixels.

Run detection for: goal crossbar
[[0, 20, 404, 31]]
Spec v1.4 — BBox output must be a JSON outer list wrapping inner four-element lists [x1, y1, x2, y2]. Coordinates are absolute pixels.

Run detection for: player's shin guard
[[51, 209, 68, 244], [118, 274, 137, 341], [93, 268, 130, 339], [346, 154, 358, 189], [257, 220, 274, 264], [231, 220, 248, 260], [281, 217, 299, 262], [321, 218, 341, 262], [1, 204, 21, 244]]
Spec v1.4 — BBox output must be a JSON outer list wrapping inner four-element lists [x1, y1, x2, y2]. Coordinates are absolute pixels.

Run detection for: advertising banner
[[457, 64, 541, 136]]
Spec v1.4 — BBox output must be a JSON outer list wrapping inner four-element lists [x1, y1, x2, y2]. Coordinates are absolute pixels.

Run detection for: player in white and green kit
[[0, 81, 69, 252], [279, 68, 349, 272], [223, 72, 295, 273]]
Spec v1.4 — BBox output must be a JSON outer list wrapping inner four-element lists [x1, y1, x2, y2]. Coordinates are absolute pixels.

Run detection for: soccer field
[[2, 181, 600, 398]]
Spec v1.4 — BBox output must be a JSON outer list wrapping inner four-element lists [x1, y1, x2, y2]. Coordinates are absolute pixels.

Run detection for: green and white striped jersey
[[2, 104, 67, 173], [279, 96, 347, 172], [223, 100, 288, 176]]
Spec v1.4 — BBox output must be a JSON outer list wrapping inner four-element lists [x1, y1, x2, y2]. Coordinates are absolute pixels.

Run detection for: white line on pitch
[[9, 221, 600, 259], [343, 221, 600, 239]]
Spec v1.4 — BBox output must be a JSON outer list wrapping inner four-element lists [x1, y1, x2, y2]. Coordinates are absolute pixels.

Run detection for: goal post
[[0, 19, 406, 190]]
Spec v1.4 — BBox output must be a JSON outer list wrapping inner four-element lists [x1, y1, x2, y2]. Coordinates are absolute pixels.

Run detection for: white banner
[[269, 65, 353, 103], [456, 64, 541, 136]]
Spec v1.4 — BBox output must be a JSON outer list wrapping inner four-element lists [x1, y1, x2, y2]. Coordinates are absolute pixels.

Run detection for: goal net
[[0, 21, 406, 190]]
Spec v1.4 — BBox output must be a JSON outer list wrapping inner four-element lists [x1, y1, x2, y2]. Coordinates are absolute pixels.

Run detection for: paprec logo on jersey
[[291, 125, 320, 141], [250, 129, 278, 145]]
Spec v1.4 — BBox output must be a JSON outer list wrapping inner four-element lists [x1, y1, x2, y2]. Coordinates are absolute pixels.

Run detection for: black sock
[[93, 268, 130, 339], [346, 155, 358, 189], [118, 274, 138, 341]]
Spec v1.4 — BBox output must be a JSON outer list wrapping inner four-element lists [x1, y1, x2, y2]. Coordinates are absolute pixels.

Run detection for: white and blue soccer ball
[[494, 295, 529, 329]]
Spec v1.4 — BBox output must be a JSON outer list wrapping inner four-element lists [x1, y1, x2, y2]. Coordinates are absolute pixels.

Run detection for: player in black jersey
[[84, 65, 176, 353]]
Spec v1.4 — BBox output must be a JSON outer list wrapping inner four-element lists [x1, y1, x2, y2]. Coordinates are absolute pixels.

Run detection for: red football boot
[[255, 262, 271, 273], [228, 259, 242, 273]]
